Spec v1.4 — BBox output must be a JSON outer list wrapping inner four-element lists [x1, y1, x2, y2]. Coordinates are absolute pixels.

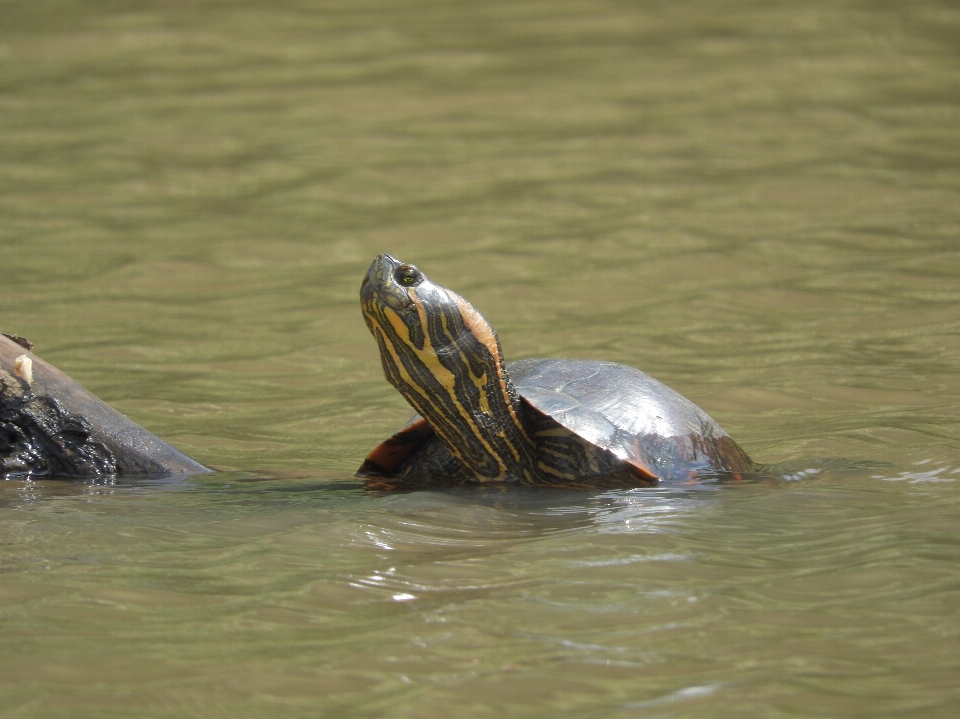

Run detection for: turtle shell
[[510, 359, 752, 481], [358, 358, 752, 485]]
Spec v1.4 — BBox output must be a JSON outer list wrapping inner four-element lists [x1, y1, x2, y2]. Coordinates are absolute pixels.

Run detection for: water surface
[[1, 1, 958, 716]]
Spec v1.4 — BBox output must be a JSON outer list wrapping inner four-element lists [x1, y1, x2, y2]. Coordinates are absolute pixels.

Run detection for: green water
[[2, 0, 959, 716]]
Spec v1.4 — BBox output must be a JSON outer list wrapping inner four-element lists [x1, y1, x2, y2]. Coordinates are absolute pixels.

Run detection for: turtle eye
[[394, 264, 423, 287]]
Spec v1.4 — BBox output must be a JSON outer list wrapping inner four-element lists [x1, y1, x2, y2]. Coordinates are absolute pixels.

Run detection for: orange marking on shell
[[625, 459, 659, 484]]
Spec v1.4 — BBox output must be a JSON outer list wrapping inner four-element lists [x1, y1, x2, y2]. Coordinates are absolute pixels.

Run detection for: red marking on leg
[[357, 418, 434, 477]]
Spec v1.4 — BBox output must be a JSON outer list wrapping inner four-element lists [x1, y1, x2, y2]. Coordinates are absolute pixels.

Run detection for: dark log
[[0, 334, 209, 479]]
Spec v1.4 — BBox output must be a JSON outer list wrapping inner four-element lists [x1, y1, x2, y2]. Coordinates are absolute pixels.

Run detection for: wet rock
[[0, 333, 208, 479]]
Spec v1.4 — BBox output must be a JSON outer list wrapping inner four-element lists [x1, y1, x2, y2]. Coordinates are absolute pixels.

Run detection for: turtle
[[358, 254, 753, 487]]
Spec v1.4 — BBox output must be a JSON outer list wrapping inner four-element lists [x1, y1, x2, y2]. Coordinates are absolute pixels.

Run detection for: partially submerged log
[[1, 333, 208, 479]]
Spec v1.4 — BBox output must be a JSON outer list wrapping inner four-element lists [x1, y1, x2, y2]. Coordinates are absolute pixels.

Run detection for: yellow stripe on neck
[[378, 294, 509, 480]]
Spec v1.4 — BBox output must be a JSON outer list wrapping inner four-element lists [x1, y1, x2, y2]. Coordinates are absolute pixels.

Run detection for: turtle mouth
[[361, 254, 416, 312]]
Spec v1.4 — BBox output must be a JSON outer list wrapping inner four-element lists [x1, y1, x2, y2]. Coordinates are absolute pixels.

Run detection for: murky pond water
[[2, 0, 959, 716]]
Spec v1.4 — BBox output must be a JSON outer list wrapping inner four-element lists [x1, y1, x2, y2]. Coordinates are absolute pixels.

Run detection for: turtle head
[[359, 253, 424, 316], [360, 254, 536, 481], [359, 253, 504, 404], [360, 253, 493, 352]]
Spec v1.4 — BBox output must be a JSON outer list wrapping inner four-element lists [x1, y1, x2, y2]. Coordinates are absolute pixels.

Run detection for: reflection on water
[[3, 468, 958, 716], [879, 459, 959, 484], [2, 0, 959, 716]]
